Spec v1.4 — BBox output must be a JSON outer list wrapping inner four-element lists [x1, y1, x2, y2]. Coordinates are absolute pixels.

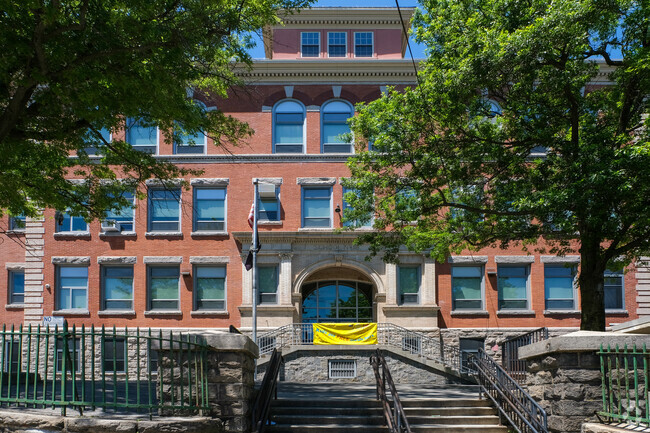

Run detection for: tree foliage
[[0, 0, 310, 222], [345, 0, 649, 330]]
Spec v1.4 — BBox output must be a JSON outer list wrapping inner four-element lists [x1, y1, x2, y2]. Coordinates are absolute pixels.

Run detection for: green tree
[[345, 0, 649, 331], [0, 0, 309, 223]]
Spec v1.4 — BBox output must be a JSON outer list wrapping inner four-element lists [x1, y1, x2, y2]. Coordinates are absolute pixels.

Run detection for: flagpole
[[252, 178, 259, 380]]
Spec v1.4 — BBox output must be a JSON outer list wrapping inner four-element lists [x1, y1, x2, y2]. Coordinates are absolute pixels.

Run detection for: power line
[[395, 0, 422, 88]]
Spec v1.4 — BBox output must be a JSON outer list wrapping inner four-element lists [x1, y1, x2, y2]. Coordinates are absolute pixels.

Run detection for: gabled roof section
[[263, 7, 416, 59]]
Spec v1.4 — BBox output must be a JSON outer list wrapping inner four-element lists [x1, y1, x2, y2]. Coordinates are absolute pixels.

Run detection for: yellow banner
[[313, 323, 377, 345]]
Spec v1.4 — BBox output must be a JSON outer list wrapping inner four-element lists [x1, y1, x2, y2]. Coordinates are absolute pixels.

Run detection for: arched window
[[302, 280, 373, 323], [273, 100, 305, 153], [321, 100, 354, 153]]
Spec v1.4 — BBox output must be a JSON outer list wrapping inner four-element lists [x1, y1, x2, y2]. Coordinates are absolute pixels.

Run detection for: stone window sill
[[100, 231, 137, 238], [98, 310, 136, 317], [190, 310, 229, 317], [543, 309, 581, 316], [191, 231, 228, 237], [5, 230, 25, 235], [52, 309, 90, 317], [145, 232, 183, 238], [258, 221, 283, 227], [144, 310, 182, 317], [298, 227, 333, 232], [605, 309, 628, 315], [496, 309, 535, 317], [450, 310, 489, 317], [54, 232, 91, 239], [5, 304, 25, 310]]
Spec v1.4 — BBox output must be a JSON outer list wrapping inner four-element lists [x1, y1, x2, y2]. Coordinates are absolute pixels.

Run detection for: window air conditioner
[[101, 220, 121, 232]]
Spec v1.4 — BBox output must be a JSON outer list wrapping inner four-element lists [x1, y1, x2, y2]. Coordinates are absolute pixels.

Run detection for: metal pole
[[252, 179, 259, 379]]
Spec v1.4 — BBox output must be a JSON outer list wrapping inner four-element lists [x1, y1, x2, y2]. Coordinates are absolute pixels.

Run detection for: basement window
[[328, 359, 356, 379]]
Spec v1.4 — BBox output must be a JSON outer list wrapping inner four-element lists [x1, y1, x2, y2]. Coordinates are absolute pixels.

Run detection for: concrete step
[[271, 398, 381, 408], [271, 406, 497, 417], [404, 407, 497, 416], [271, 415, 502, 426], [265, 425, 508, 433]]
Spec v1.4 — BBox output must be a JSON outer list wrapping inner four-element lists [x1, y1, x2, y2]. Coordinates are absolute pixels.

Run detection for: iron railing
[[252, 348, 283, 433], [0, 324, 209, 416], [502, 328, 548, 383], [370, 349, 412, 433], [472, 348, 548, 433], [256, 323, 475, 376], [599, 343, 649, 427]]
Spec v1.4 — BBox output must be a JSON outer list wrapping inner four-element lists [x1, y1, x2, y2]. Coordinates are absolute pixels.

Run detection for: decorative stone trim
[[448, 256, 488, 264], [190, 310, 229, 317], [97, 310, 136, 317], [604, 309, 628, 315], [262, 105, 272, 112], [157, 154, 350, 164], [450, 310, 489, 317], [543, 309, 581, 316], [99, 231, 137, 238], [306, 105, 320, 112], [255, 177, 283, 185], [296, 177, 337, 185], [143, 256, 183, 264], [5, 304, 25, 310], [190, 231, 228, 237], [144, 310, 182, 317], [495, 255, 535, 264], [190, 178, 229, 186], [52, 309, 90, 316], [541, 255, 580, 263], [382, 305, 440, 313], [145, 178, 183, 187], [496, 310, 536, 317], [53, 232, 91, 239], [51, 256, 90, 265], [145, 232, 183, 238], [97, 256, 137, 265], [258, 221, 283, 227], [189, 256, 230, 264], [5, 263, 26, 270]]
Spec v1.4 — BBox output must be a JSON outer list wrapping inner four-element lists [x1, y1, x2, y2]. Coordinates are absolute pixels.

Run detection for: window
[[329, 360, 356, 378], [544, 264, 576, 310], [302, 280, 373, 323], [301, 187, 332, 228], [193, 188, 225, 231], [8, 215, 25, 231], [101, 266, 133, 310], [103, 191, 135, 232], [398, 265, 420, 304], [3, 340, 20, 373], [57, 266, 88, 310], [396, 186, 420, 221], [342, 187, 372, 228], [354, 32, 373, 57], [148, 188, 181, 232], [83, 128, 111, 155], [301, 32, 320, 57], [126, 118, 157, 153], [258, 265, 278, 304], [148, 347, 159, 374], [56, 337, 81, 373], [497, 265, 529, 310], [174, 124, 206, 154], [321, 100, 354, 153], [604, 270, 624, 310], [102, 337, 126, 373], [328, 32, 346, 57], [148, 266, 180, 310], [56, 211, 88, 233], [194, 266, 226, 310], [451, 266, 484, 310], [8, 270, 24, 304], [273, 100, 305, 153]]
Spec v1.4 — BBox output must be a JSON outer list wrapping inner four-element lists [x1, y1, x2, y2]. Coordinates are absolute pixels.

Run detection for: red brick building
[[0, 7, 642, 354]]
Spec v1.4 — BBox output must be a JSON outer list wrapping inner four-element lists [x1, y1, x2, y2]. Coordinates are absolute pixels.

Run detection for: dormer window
[[328, 32, 346, 57], [354, 32, 373, 57], [301, 32, 320, 57]]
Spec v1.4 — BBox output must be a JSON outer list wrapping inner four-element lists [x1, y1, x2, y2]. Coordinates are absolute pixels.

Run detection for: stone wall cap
[[519, 331, 650, 360], [198, 331, 259, 358], [448, 255, 488, 264]]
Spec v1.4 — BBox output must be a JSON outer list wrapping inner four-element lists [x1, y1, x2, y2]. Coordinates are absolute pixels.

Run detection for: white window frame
[[257, 264, 279, 305], [301, 31, 320, 58], [496, 264, 530, 311], [192, 187, 227, 232], [397, 265, 420, 305], [320, 99, 354, 154], [147, 188, 182, 232], [272, 99, 306, 154], [103, 191, 136, 233], [193, 265, 227, 311], [544, 264, 577, 310], [101, 265, 134, 311], [301, 186, 333, 228], [126, 117, 159, 154], [8, 270, 24, 305], [55, 211, 88, 233], [8, 215, 25, 231], [147, 265, 180, 311], [56, 266, 88, 311], [327, 31, 347, 58], [451, 265, 485, 311], [259, 185, 280, 222], [353, 31, 373, 58]]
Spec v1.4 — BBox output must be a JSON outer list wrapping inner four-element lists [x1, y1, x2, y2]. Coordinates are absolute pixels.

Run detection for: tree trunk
[[579, 241, 607, 331]]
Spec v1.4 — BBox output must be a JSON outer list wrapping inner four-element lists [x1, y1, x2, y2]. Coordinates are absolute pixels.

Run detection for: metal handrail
[[472, 348, 548, 433], [252, 348, 283, 433], [502, 328, 548, 383], [257, 323, 475, 376], [370, 349, 412, 433]]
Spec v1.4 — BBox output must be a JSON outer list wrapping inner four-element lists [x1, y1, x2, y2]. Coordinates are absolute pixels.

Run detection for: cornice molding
[[277, 8, 415, 26]]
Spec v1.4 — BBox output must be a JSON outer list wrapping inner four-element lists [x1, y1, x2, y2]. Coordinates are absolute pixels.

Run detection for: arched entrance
[[301, 280, 373, 323]]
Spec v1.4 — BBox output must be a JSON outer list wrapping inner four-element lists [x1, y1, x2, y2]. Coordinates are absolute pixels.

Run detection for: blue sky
[[248, 0, 426, 59]]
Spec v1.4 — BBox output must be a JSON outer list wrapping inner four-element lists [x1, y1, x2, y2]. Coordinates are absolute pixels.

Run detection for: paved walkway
[[275, 382, 481, 400]]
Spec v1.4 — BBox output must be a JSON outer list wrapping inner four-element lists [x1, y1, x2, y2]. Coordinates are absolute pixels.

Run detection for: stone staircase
[[265, 393, 509, 432]]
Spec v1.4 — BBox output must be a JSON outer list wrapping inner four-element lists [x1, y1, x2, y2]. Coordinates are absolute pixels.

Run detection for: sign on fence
[[42, 316, 65, 328], [313, 323, 377, 345]]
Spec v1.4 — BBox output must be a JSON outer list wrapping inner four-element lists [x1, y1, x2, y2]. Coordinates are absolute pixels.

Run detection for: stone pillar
[[156, 332, 258, 433], [519, 332, 650, 433]]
